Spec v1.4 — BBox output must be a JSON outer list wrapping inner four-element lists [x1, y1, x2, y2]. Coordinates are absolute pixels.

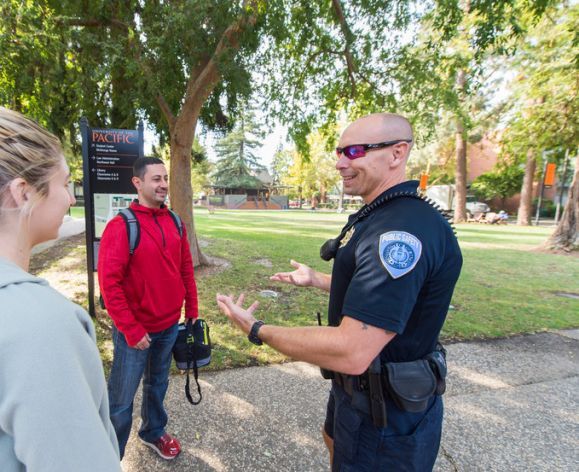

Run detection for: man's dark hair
[[133, 156, 164, 179]]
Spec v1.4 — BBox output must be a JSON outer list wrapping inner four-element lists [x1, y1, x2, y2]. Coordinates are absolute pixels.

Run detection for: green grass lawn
[[36, 207, 578, 371], [189, 208, 578, 369], [69, 206, 85, 219]]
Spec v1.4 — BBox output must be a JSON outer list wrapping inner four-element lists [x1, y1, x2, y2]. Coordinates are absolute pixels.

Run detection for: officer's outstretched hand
[[216, 293, 259, 335], [270, 260, 314, 287]]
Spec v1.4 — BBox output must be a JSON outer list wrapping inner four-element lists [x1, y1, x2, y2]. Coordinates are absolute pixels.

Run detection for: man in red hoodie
[[98, 157, 198, 461]]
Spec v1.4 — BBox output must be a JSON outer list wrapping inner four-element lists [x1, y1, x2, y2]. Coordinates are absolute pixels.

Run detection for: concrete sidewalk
[[31, 216, 85, 254], [121, 330, 579, 471]]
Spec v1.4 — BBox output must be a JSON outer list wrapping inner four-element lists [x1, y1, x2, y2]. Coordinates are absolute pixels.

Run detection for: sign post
[[81, 119, 144, 316]]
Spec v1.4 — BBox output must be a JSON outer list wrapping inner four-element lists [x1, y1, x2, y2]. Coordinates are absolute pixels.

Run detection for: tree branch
[[55, 17, 127, 31], [125, 19, 176, 128], [57, 15, 177, 128], [331, 0, 358, 96], [180, 2, 259, 123]]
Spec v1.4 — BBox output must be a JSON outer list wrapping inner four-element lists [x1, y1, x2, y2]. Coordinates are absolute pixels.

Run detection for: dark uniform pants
[[325, 383, 443, 471]]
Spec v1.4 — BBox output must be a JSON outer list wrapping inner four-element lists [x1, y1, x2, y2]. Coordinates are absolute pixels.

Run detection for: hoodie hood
[[0, 257, 47, 290]]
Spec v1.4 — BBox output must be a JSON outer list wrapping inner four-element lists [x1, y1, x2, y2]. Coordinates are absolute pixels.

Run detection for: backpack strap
[[117, 208, 182, 256], [168, 209, 184, 238], [118, 208, 140, 255]]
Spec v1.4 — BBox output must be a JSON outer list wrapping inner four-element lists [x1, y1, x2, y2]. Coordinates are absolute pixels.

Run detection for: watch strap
[[248, 320, 265, 345]]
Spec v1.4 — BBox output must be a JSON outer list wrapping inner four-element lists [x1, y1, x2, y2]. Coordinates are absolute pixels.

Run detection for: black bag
[[172, 319, 211, 405]]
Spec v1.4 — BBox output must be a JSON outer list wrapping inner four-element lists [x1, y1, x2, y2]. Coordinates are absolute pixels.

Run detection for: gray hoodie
[[0, 257, 120, 471]]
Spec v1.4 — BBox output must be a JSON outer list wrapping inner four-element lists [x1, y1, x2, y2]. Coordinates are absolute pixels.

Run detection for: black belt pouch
[[384, 360, 437, 412]]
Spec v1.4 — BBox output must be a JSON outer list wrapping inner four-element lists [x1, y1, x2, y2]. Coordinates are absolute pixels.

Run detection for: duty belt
[[330, 344, 448, 428], [333, 357, 387, 428]]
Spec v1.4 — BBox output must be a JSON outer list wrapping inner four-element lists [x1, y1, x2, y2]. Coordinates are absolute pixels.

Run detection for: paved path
[[31, 216, 85, 254], [121, 330, 579, 471]]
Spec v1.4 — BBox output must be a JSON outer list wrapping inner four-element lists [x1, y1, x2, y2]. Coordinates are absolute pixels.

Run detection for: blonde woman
[[0, 107, 120, 471]]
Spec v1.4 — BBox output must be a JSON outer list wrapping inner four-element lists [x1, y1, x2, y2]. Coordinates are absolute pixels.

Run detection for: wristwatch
[[248, 320, 265, 345]]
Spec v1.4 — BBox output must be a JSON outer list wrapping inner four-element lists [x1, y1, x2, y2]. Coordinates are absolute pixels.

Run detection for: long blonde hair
[[0, 107, 64, 214]]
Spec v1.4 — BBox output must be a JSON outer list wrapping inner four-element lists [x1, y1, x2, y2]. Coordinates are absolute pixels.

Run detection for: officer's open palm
[[270, 260, 314, 287], [216, 293, 259, 335]]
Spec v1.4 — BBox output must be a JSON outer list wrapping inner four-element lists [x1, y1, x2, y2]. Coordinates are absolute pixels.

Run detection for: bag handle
[[184, 318, 202, 405]]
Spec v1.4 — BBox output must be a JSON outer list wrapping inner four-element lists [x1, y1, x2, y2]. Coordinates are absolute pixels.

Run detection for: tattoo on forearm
[[361, 323, 369, 330]]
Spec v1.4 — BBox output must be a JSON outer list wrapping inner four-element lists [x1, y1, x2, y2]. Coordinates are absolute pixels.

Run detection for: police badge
[[339, 226, 356, 248], [379, 231, 422, 279]]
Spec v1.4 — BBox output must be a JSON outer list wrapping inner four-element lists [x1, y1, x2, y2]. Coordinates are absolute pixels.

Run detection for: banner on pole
[[544, 163, 556, 188]]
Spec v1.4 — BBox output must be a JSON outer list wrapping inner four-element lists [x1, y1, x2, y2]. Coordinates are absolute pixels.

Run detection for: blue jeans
[[325, 383, 443, 471], [108, 324, 179, 459]]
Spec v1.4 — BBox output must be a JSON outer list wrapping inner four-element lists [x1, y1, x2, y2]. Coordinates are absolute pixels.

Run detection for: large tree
[[212, 107, 265, 189], [401, 1, 556, 223], [500, 2, 578, 226], [282, 129, 341, 206], [16, 0, 266, 265], [544, 151, 578, 251]]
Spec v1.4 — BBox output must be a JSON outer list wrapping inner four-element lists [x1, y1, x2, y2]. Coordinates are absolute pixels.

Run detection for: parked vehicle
[[465, 196, 490, 216], [425, 185, 489, 216]]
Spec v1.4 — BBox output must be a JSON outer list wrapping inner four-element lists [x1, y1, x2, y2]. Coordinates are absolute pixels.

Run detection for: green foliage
[[152, 141, 212, 196], [0, 1, 82, 138], [259, 0, 555, 151], [500, 2, 579, 164], [471, 164, 525, 201], [190, 146, 213, 197], [270, 146, 293, 185], [533, 197, 557, 217], [280, 129, 341, 202], [1, 0, 264, 137]]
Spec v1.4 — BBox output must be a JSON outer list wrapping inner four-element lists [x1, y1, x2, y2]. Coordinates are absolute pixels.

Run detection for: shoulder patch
[[378, 231, 422, 279]]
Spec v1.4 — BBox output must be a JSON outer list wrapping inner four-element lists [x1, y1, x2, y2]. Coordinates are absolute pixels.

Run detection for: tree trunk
[[517, 148, 536, 225], [453, 65, 468, 224], [170, 117, 210, 267], [544, 152, 578, 251], [454, 115, 468, 223]]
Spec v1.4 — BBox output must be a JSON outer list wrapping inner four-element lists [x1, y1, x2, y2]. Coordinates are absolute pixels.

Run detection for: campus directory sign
[[81, 118, 144, 316]]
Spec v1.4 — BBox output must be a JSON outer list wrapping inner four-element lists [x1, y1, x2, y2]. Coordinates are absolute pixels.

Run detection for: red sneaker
[[140, 433, 181, 460]]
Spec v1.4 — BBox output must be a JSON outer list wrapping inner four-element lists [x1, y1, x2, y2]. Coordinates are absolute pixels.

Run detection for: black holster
[[368, 357, 387, 428]]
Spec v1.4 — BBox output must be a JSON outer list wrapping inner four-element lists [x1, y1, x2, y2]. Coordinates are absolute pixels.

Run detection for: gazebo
[[208, 170, 288, 209]]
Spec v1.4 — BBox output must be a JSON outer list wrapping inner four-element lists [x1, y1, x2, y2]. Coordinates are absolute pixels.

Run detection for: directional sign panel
[[88, 128, 140, 194]]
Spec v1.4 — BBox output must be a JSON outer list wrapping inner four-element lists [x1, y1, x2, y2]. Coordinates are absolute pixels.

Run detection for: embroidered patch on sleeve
[[378, 231, 422, 279]]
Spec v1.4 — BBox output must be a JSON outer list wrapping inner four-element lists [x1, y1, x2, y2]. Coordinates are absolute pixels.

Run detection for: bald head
[[341, 113, 413, 151], [336, 113, 414, 203]]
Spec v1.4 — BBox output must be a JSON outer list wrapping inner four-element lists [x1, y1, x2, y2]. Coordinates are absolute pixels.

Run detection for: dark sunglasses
[[335, 139, 412, 160]]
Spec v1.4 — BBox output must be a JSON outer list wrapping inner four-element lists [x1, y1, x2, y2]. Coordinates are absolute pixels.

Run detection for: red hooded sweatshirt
[[98, 201, 198, 346]]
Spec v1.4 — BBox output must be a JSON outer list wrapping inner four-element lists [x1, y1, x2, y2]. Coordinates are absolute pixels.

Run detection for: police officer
[[216, 113, 462, 471]]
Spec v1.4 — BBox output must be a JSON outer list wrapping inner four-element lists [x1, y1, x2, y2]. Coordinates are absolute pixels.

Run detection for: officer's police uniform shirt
[[327, 180, 463, 363]]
